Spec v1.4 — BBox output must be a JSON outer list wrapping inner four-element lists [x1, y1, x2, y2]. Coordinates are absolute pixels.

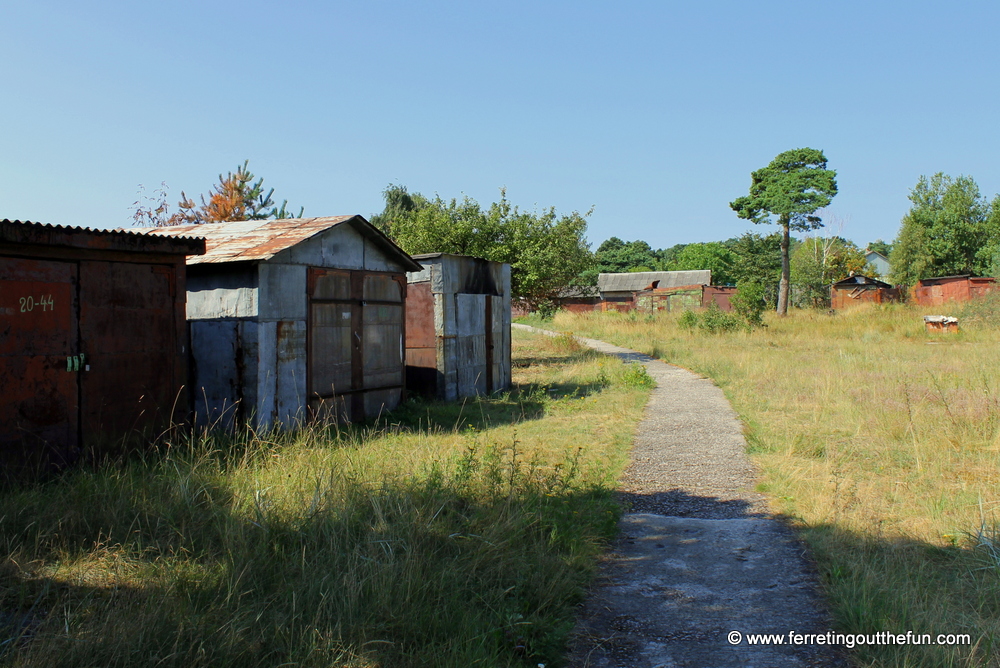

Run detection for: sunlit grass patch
[[541, 305, 1000, 667], [0, 329, 650, 668]]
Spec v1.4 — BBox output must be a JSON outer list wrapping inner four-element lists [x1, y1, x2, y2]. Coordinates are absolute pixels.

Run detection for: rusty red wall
[[557, 298, 600, 313], [832, 286, 900, 310], [911, 277, 995, 306], [703, 287, 737, 311], [0, 224, 199, 469]]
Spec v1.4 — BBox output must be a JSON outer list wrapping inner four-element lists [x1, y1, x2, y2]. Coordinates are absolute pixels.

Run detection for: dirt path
[[512, 325, 847, 668]]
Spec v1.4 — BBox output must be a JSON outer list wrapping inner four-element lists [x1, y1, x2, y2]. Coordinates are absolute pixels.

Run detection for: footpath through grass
[[525, 305, 1000, 667], [0, 330, 649, 668]]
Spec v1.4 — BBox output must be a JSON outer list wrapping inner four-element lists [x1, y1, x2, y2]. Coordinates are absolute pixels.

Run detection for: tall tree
[[730, 148, 838, 315], [889, 173, 993, 287], [147, 160, 302, 226], [373, 185, 592, 306]]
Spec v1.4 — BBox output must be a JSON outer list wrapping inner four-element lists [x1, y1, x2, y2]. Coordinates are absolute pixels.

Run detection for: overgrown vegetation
[[538, 306, 1000, 667], [0, 331, 649, 667], [370, 185, 592, 308]]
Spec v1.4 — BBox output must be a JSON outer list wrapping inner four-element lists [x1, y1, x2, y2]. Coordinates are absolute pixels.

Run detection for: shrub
[[730, 281, 767, 329]]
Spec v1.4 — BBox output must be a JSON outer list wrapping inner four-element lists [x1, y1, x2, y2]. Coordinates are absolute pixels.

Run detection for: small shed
[[0, 219, 205, 468], [145, 216, 422, 427], [831, 275, 900, 310], [911, 275, 997, 307], [405, 253, 511, 401], [634, 284, 738, 313], [598, 270, 712, 311]]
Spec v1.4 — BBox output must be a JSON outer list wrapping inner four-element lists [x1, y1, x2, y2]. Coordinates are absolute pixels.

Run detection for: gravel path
[[512, 325, 847, 668]]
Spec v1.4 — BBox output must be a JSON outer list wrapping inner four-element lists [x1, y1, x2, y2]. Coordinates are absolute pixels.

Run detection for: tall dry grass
[[0, 330, 649, 668], [536, 304, 1000, 667]]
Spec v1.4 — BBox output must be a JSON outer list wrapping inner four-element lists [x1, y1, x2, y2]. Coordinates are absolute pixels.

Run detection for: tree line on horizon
[[131, 157, 1000, 312]]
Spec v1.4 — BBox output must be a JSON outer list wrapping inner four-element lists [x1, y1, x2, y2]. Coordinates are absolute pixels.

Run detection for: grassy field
[[523, 303, 1000, 667], [0, 330, 650, 667]]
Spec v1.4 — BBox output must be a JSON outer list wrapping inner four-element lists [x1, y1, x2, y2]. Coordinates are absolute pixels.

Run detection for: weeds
[[538, 305, 1000, 666], [0, 330, 649, 667]]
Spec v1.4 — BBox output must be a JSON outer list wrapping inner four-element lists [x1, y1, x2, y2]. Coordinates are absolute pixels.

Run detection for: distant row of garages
[[0, 216, 511, 469]]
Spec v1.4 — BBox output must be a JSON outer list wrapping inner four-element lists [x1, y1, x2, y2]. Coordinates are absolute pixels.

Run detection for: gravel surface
[[512, 325, 847, 668]]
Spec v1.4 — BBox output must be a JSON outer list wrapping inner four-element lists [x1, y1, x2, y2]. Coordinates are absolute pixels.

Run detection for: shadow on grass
[[0, 440, 622, 668], [388, 378, 610, 433]]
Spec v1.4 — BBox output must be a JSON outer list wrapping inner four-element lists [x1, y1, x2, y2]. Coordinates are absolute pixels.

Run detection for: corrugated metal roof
[[138, 215, 422, 271], [1, 219, 205, 255], [598, 270, 711, 293]]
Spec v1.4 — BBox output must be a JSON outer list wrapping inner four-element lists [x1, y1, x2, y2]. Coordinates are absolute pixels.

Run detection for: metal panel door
[[78, 261, 179, 451], [308, 269, 405, 421], [0, 256, 80, 463]]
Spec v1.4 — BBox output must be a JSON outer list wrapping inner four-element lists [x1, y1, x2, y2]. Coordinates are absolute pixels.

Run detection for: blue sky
[[3, 1, 999, 251]]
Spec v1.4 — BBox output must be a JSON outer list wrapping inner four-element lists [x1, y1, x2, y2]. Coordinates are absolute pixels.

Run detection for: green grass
[[538, 305, 1000, 667], [0, 330, 650, 667]]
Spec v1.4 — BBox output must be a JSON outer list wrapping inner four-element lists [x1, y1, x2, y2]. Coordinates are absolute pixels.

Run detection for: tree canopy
[[668, 242, 737, 285], [889, 173, 1000, 287], [131, 161, 302, 227], [372, 185, 593, 307], [730, 148, 838, 315]]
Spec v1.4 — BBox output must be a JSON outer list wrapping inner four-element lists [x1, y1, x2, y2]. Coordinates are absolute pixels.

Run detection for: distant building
[[865, 250, 891, 278], [830, 275, 900, 310], [598, 271, 712, 311], [911, 275, 997, 307]]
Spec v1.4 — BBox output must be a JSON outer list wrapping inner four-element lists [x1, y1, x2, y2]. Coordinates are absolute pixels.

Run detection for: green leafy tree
[[889, 173, 994, 287], [154, 160, 302, 226], [667, 242, 737, 285], [728, 231, 784, 308], [791, 236, 869, 308], [593, 238, 660, 273], [866, 239, 893, 258], [654, 243, 688, 268], [373, 185, 592, 307], [730, 148, 838, 315]]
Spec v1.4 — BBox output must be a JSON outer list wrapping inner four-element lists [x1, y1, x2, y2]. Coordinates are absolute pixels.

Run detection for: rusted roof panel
[[1, 219, 205, 256], [140, 215, 422, 270]]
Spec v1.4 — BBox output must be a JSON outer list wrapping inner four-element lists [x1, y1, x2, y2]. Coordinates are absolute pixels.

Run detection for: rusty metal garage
[[405, 253, 511, 400], [0, 219, 205, 469], [146, 216, 422, 427]]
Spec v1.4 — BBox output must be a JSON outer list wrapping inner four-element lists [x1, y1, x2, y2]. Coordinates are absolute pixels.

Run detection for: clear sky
[[3, 0, 999, 251]]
